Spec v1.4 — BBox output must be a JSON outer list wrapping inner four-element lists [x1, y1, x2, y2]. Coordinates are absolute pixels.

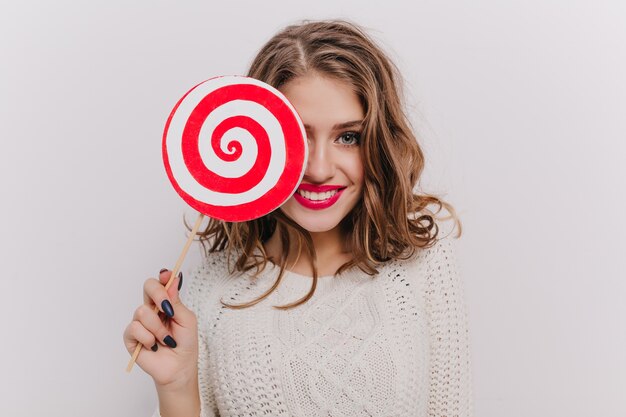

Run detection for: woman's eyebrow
[[333, 120, 364, 130], [303, 120, 364, 131]]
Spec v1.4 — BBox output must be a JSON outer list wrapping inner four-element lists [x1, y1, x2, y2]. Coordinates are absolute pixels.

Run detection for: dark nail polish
[[163, 335, 177, 348], [161, 299, 174, 318], [159, 268, 168, 274], [177, 272, 184, 291], [151, 343, 158, 352]]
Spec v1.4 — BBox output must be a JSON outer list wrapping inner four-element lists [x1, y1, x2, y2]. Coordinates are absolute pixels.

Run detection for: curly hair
[[194, 19, 461, 309]]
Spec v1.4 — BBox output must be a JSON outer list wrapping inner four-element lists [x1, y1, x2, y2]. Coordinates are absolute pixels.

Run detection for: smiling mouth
[[293, 186, 347, 210], [296, 187, 346, 201]]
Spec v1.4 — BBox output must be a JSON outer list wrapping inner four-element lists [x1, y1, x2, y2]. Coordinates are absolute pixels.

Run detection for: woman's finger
[[158, 269, 183, 305], [145, 269, 193, 328], [123, 320, 158, 353], [133, 304, 177, 348], [143, 278, 175, 318]]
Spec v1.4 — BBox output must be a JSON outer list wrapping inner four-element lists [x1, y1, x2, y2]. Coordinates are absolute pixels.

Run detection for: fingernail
[[159, 268, 168, 274], [177, 272, 184, 291], [161, 299, 174, 318], [151, 343, 158, 352], [164, 335, 177, 348]]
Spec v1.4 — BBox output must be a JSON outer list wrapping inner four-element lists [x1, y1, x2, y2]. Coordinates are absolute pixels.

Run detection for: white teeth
[[297, 189, 339, 201]]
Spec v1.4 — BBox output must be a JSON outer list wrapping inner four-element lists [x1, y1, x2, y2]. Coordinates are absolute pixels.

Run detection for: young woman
[[123, 19, 472, 417]]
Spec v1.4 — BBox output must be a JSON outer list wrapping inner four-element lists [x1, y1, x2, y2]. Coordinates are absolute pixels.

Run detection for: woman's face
[[278, 73, 365, 233]]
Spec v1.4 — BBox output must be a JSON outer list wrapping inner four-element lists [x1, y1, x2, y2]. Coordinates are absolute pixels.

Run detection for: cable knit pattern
[[152, 237, 472, 417]]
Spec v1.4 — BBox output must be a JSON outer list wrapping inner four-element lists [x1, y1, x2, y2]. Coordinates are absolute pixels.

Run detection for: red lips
[[297, 183, 345, 192], [293, 184, 347, 210]]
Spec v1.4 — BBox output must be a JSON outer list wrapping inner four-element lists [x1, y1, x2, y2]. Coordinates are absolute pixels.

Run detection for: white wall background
[[1, 1, 624, 416]]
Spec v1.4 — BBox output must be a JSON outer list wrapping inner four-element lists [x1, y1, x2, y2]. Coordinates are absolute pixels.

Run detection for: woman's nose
[[304, 140, 335, 183]]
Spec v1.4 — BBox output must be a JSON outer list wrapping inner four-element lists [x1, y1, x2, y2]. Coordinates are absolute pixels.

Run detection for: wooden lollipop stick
[[126, 212, 205, 373]]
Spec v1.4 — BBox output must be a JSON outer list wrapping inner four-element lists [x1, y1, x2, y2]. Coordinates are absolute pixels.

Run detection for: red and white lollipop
[[126, 76, 307, 372], [163, 75, 307, 222]]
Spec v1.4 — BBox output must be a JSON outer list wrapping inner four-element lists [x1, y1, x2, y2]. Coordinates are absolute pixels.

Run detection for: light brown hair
[[195, 19, 461, 309]]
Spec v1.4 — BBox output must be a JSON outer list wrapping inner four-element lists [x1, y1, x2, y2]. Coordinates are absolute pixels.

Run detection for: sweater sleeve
[[423, 238, 473, 417], [188, 261, 221, 417]]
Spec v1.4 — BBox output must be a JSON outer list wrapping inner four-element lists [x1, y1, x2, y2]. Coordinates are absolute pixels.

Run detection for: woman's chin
[[302, 223, 338, 234], [292, 217, 339, 234], [277, 208, 339, 234]]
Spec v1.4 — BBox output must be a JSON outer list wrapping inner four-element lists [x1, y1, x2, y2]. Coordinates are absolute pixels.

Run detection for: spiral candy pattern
[[163, 76, 307, 221]]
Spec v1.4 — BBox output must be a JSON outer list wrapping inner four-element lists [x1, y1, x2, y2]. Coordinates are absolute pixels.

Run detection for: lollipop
[[163, 75, 307, 221], [126, 76, 307, 372]]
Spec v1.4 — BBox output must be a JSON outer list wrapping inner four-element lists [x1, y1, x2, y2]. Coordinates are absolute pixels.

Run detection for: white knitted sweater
[[153, 237, 473, 417]]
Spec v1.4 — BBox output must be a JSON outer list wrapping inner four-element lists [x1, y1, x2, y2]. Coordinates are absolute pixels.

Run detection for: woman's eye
[[336, 131, 361, 146]]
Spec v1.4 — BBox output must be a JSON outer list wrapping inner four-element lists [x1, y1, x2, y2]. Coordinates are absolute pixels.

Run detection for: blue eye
[[336, 131, 361, 146]]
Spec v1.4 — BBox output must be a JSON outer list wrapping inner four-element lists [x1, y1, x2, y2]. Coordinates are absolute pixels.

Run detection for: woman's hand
[[123, 269, 198, 391]]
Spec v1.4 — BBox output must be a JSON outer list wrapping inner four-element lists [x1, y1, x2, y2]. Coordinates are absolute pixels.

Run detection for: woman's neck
[[263, 224, 352, 278]]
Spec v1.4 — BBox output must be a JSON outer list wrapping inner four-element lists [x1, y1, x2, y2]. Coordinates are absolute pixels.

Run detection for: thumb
[[159, 269, 195, 329], [158, 269, 183, 305]]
